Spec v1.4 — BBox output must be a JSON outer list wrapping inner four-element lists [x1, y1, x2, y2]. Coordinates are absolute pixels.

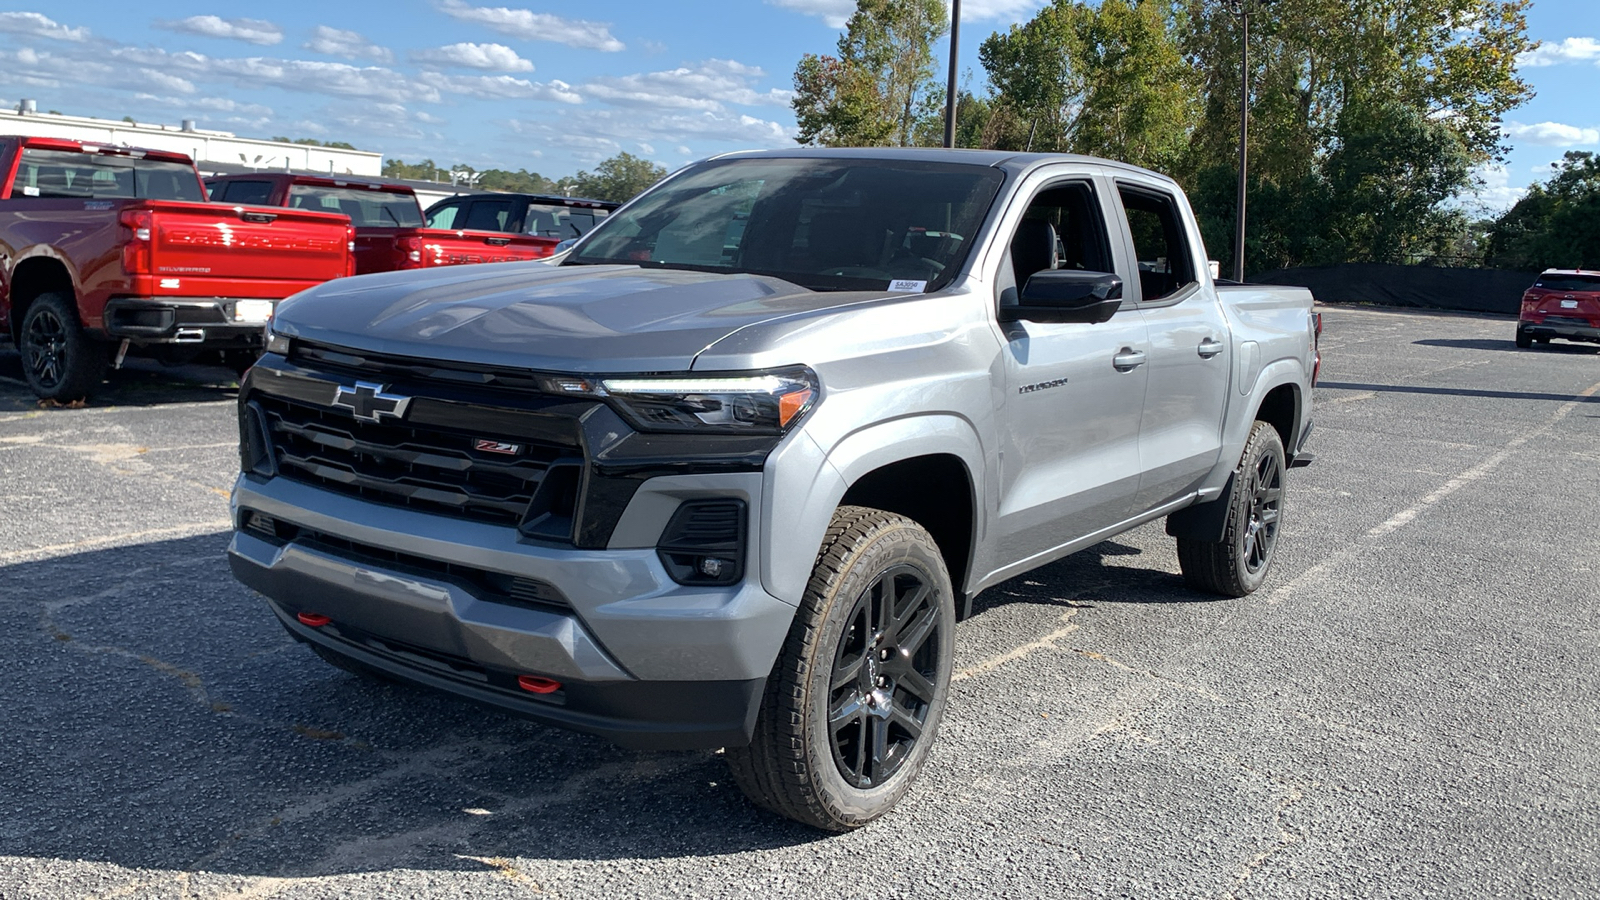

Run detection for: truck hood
[[273, 262, 874, 373]]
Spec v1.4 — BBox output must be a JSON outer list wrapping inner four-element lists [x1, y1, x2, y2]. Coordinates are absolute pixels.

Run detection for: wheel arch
[[7, 255, 77, 345], [767, 415, 986, 617]]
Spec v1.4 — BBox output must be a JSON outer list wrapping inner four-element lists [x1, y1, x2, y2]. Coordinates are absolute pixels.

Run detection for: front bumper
[[1522, 318, 1600, 343], [100, 297, 275, 347], [228, 474, 794, 750]]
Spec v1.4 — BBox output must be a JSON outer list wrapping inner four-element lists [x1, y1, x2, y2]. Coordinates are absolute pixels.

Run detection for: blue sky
[[0, 0, 1594, 213]]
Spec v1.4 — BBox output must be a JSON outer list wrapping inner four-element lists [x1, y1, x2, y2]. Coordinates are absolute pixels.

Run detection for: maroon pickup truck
[[207, 174, 560, 275], [1, 136, 354, 401]]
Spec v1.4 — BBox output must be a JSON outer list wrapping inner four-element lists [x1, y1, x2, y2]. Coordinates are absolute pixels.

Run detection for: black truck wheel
[[727, 506, 955, 831], [20, 292, 106, 402], [1177, 421, 1286, 597]]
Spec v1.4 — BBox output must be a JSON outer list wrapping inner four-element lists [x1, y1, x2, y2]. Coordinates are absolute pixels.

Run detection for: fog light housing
[[656, 500, 746, 587]]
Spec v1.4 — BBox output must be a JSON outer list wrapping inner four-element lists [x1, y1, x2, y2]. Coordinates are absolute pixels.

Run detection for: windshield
[[524, 203, 609, 239], [288, 184, 424, 227], [569, 157, 1005, 292], [16, 148, 205, 201]]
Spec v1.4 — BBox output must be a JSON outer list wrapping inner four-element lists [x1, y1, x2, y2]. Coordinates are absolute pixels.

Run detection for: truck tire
[[727, 506, 955, 831], [1515, 325, 1532, 348], [20, 292, 106, 402], [1176, 421, 1286, 597]]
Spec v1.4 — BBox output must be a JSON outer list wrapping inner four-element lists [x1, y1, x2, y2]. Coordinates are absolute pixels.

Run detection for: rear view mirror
[[1000, 270, 1123, 324]]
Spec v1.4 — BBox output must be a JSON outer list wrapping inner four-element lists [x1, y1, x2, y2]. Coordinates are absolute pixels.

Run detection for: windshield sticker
[[21, 185, 39, 197], [888, 279, 928, 293]]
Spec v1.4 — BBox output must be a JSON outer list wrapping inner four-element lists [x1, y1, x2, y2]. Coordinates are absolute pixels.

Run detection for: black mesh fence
[[1250, 264, 1539, 316]]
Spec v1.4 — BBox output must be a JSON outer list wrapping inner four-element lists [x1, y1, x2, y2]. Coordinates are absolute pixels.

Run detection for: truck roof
[[2, 134, 195, 165], [206, 172, 415, 196], [707, 146, 1180, 186], [1540, 268, 1600, 276]]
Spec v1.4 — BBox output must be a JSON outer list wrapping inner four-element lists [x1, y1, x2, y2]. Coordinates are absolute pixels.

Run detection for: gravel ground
[[1, 306, 1597, 899]]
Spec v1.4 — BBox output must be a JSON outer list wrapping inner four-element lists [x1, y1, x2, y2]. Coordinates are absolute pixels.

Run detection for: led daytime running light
[[601, 376, 793, 394]]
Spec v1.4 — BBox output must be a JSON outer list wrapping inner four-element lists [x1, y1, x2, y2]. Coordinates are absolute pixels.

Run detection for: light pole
[[1230, 0, 1270, 283], [943, 0, 961, 149]]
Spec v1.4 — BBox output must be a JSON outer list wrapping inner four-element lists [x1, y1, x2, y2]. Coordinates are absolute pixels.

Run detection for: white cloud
[[508, 108, 795, 165], [132, 93, 273, 118], [1504, 121, 1600, 147], [1467, 163, 1526, 213], [435, 1, 624, 52], [1517, 37, 1600, 67], [155, 16, 284, 46], [418, 72, 581, 103], [413, 42, 534, 72], [767, 0, 1041, 28], [304, 26, 393, 63], [0, 11, 89, 42], [583, 60, 790, 113]]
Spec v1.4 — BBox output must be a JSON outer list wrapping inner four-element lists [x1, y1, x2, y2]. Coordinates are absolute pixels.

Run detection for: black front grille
[[256, 394, 565, 528]]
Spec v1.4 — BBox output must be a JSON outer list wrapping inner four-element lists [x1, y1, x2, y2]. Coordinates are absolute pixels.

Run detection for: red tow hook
[[517, 675, 562, 694], [297, 612, 332, 627]]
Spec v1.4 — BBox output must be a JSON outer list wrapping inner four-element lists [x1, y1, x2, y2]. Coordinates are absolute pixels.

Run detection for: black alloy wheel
[[727, 506, 955, 831], [1240, 443, 1282, 576], [19, 292, 105, 402], [827, 563, 942, 789], [24, 303, 69, 390], [1175, 420, 1288, 597]]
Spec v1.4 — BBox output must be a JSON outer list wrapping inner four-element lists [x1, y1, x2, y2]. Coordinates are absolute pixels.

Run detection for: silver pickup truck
[[228, 148, 1319, 830]]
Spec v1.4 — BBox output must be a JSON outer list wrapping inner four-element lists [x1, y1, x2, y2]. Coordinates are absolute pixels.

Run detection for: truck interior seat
[[1010, 218, 1060, 289], [807, 212, 886, 272]]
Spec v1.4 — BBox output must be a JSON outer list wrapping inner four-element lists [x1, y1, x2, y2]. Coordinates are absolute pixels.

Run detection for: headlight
[[600, 369, 818, 434], [264, 325, 291, 356]]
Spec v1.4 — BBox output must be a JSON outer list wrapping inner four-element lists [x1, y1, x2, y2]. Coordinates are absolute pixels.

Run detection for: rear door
[[991, 173, 1151, 570], [1112, 180, 1231, 513]]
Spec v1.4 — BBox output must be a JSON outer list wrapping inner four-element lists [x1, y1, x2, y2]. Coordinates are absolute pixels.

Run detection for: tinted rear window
[[1534, 274, 1600, 292], [288, 184, 424, 227], [524, 203, 608, 238], [16, 148, 204, 201]]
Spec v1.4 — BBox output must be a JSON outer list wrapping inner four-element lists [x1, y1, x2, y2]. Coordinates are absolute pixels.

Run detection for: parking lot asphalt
[[1, 306, 1597, 899]]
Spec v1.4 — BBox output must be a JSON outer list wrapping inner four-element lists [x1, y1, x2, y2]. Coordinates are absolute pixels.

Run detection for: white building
[[3, 99, 382, 177]]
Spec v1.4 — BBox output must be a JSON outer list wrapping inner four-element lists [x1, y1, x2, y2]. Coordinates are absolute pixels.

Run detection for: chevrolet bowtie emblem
[[331, 381, 412, 423]]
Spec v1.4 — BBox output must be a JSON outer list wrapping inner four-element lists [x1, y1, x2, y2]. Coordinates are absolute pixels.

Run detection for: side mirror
[[1000, 270, 1123, 324]]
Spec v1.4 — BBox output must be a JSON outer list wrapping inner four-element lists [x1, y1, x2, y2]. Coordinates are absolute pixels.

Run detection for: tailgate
[[410, 228, 560, 267], [1529, 288, 1600, 324], [146, 201, 351, 298]]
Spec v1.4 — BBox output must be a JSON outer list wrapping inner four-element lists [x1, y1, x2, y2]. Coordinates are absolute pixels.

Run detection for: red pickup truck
[[206, 174, 560, 275], [1, 136, 353, 401]]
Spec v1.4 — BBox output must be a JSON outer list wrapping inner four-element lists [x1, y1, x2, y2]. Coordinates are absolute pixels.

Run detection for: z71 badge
[[474, 439, 523, 455]]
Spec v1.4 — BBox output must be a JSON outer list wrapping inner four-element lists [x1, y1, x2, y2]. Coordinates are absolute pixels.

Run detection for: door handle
[[1112, 348, 1146, 371], [1197, 338, 1225, 358]]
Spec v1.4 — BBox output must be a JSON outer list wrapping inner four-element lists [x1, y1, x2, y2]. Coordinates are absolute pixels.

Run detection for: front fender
[[761, 414, 987, 605]]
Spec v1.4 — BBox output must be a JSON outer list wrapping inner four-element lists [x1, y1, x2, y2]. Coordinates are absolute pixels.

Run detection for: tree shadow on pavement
[[0, 535, 823, 882], [0, 349, 240, 412], [968, 539, 1222, 620], [1413, 338, 1600, 355]]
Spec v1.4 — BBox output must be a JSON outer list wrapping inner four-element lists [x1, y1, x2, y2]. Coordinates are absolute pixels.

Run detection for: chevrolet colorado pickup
[[1, 136, 353, 401], [228, 149, 1320, 830], [207, 175, 561, 274]]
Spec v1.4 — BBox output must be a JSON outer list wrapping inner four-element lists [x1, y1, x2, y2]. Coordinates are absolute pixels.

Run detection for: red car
[[1, 136, 353, 401], [1516, 269, 1600, 348], [207, 174, 560, 274]]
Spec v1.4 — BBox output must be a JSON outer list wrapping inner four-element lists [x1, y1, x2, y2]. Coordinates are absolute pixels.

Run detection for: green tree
[[1488, 152, 1600, 270], [1176, 0, 1536, 272], [980, 0, 1196, 169], [570, 152, 667, 203], [382, 158, 443, 181], [792, 0, 949, 147]]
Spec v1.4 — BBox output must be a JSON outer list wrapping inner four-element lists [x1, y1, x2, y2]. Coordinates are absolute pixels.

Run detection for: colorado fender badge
[[474, 439, 522, 455]]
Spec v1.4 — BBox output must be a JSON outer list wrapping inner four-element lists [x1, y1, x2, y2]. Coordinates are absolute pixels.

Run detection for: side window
[[220, 181, 273, 205], [998, 180, 1114, 306], [462, 200, 513, 232], [1117, 186, 1195, 303], [426, 201, 463, 229]]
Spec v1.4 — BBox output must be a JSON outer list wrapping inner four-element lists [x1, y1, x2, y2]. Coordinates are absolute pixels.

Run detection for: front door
[[992, 178, 1150, 572]]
